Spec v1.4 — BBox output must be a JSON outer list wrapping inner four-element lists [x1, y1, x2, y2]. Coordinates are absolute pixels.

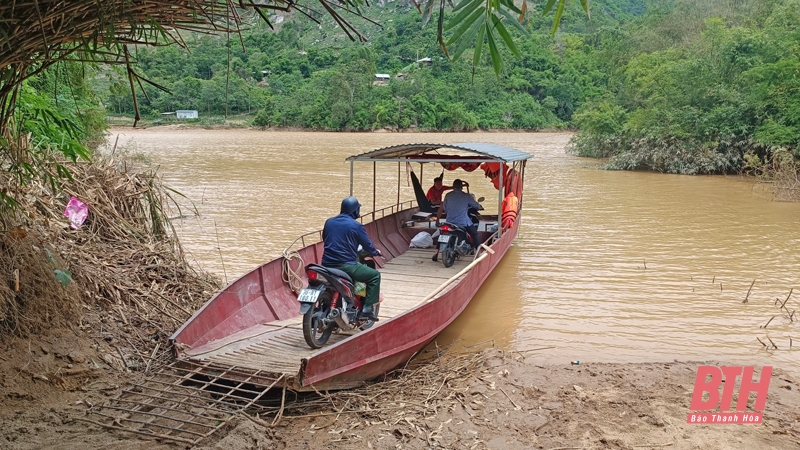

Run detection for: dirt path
[[2, 339, 798, 450]]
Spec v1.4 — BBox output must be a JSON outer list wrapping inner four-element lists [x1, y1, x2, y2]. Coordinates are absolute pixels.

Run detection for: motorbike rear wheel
[[302, 292, 334, 348], [442, 247, 456, 268]]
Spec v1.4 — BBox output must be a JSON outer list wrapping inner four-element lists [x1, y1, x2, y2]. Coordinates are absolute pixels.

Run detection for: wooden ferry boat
[[170, 143, 531, 391]]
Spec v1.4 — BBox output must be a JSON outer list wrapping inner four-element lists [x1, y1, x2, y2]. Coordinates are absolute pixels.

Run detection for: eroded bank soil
[[205, 354, 800, 450], [2, 341, 799, 450]]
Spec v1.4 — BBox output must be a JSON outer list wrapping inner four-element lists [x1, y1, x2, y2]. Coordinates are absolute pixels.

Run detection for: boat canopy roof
[[346, 142, 533, 163]]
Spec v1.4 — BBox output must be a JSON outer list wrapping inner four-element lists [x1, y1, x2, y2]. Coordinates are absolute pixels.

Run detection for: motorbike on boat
[[297, 253, 380, 349], [436, 197, 484, 268]]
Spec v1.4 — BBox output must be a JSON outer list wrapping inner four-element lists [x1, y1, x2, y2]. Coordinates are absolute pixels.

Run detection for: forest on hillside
[[94, 0, 646, 131], [568, 0, 800, 176], [18, 0, 800, 179]]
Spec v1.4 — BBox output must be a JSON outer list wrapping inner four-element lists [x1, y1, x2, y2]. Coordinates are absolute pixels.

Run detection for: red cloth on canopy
[[480, 162, 522, 199]]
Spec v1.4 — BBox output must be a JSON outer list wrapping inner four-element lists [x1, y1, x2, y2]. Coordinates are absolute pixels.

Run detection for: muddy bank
[[218, 352, 800, 450], [108, 121, 568, 133], [2, 347, 799, 449], [0, 155, 218, 448]]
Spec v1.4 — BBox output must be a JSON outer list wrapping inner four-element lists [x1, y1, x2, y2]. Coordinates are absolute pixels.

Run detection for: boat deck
[[181, 248, 470, 375]]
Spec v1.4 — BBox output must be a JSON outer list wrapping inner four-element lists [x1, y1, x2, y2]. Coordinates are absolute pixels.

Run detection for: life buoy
[[501, 192, 519, 230]]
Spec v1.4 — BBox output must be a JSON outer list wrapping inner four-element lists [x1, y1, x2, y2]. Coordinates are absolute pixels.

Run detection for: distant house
[[176, 110, 198, 119], [416, 57, 432, 66], [374, 74, 391, 86]]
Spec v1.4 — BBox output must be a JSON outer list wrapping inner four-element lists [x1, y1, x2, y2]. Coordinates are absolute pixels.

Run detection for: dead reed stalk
[[780, 288, 793, 311], [743, 279, 755, 304], [264, 349, 497, 426], [0, 155, 219, 358]]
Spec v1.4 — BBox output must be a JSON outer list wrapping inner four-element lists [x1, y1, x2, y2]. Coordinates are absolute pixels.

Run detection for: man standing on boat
[[432, 179, 483, 262], [321, 196, 383, 320]]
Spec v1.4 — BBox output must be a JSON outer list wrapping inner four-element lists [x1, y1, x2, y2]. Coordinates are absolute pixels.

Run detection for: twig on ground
[[499, 386, 521, 410], [271, 383, 287, 426]]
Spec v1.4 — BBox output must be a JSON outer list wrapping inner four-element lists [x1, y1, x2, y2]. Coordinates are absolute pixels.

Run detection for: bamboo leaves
[[428, 0, 590, 75], [543, 0, 590, 34], [441, 0, 528, 73]]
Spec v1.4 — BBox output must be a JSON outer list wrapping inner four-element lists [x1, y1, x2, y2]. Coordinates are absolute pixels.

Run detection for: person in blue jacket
[[321, 196, 383, 320]]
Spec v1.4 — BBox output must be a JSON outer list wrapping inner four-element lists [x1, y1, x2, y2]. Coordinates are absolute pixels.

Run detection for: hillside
[[95, 0, 646, 131]]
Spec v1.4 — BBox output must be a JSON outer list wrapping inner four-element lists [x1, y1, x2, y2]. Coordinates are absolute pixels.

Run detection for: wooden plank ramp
[[181, 247, 470, 375]]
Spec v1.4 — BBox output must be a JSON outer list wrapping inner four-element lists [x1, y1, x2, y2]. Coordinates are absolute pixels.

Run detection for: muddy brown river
[[108, 128, 800, 374]]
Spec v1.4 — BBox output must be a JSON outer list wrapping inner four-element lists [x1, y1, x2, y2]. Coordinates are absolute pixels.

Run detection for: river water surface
[[109, 128, 800, 374]]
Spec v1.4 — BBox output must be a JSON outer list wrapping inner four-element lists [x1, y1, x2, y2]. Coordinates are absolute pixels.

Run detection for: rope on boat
[[281, 249, 305, 293]]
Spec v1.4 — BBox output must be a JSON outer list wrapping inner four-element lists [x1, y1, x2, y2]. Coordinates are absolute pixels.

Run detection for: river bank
[[107, 118, 570, 134], [2, 344, 799, 449]]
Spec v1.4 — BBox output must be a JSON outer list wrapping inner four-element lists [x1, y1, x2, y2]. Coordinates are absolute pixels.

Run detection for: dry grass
[[0, 155, 219, 353], [748, 148, 800, 202], [0, 229, 80, 335], [247, 346, 500, 425]]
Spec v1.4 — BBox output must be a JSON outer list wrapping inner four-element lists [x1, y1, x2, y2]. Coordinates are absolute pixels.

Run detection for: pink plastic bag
[[64, 196, 88, 229]]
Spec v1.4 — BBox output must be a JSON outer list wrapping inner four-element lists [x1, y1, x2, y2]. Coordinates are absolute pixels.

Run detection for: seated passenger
[[321, 196, 383, 320], [426, 176, 452, 208]]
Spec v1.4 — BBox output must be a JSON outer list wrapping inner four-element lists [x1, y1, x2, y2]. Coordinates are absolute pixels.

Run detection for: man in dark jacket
[[321, 196, 383, 319]]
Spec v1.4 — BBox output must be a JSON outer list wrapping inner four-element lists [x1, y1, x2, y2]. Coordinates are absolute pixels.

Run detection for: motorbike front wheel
[[302, 292, 334, 349]]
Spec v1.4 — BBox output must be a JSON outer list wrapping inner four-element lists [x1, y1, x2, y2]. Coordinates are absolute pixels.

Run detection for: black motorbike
[[297, 254, 380, 349], [437, 198, 484, 268]]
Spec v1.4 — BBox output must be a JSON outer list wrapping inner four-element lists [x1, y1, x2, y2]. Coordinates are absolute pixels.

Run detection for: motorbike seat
[[442, 222, 473, 243], [325, 267, 353, 283], [443, 222, 467, 232], [307, 264, 353, 283]]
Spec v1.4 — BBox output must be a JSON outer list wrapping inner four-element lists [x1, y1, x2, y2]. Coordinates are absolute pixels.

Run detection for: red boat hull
[[170, 208, 517, 390]]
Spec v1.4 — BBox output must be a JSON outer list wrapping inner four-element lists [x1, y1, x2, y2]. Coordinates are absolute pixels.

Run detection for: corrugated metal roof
[[346, 142, 533, 163]]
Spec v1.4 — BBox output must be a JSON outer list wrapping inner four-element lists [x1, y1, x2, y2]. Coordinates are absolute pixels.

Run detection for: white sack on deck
[[410, 231, 434, 248]]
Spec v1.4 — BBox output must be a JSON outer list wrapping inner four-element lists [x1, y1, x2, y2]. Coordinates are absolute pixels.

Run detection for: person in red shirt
[[426, 176, 453, 206]]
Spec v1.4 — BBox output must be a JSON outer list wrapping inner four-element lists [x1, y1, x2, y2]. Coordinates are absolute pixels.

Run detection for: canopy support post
[[497, 161, 504, 238], [373, 161, 377, 220], [349, 161, 354, 196], [397, 162, 401, 207]]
